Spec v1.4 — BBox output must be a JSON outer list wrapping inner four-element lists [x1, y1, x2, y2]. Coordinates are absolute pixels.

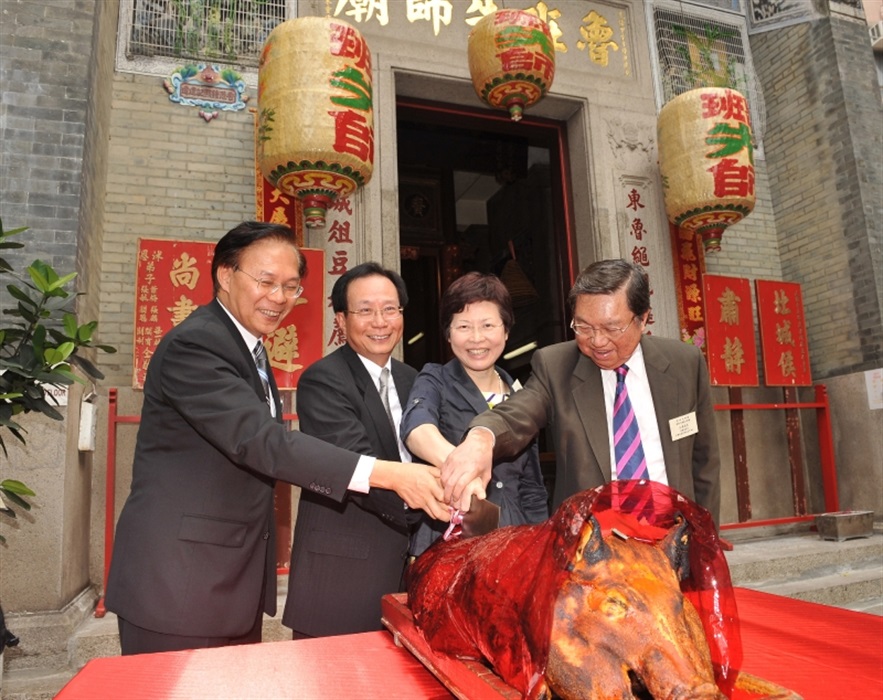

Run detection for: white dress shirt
[[356, 354, 412, 463]]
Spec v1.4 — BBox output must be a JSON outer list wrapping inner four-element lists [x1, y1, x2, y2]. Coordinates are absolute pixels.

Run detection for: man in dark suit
[[442, 259, 721, 525], [105, 223, 448, 655], [283, 263, 419, 637]]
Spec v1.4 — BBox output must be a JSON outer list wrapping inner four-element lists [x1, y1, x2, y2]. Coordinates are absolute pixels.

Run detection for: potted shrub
[[0, 217, 115, 663]]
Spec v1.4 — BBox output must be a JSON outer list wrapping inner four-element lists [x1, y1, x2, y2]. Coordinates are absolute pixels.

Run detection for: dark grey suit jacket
[[283, 344, 418, 636], [105, 300, 361, 638], [471, 336, 721, 524]]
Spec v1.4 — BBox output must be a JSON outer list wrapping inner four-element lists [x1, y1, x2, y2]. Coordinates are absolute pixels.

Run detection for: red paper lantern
[[657, 87, 756, 252], [467, 9, 556, 122], [258, 17, 374, 229]]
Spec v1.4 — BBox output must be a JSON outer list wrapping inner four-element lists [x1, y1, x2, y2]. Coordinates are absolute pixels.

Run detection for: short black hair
[[567, 259, 650, 316], [440, 272, 514, 337], [330, 262, 408, 313], [212, 221, 305, 294]]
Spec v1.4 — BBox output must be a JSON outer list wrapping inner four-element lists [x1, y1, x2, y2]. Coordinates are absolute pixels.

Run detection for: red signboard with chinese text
[[133, 239, 324, 390], [702, 275, 758, 386], [268, 247, 325, 390], [755, 280, 811, 386], [670, 224, 707, 352]]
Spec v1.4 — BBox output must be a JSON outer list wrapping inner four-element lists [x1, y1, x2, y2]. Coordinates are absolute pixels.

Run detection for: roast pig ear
[[572, 514, 609, 568], [659, 513, 691, 581]]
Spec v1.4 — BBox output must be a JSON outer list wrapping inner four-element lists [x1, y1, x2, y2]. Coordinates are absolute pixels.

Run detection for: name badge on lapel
[[669, 412, 698, 441]]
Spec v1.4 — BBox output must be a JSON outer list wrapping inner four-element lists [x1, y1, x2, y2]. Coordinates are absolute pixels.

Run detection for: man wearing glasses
[[106, 224, 448, 655], [283, 262, 422, 638], [441, 259, 721, 525]]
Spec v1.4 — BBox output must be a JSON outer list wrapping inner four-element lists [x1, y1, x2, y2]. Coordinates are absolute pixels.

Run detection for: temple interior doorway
[[395, 99, 576, 496]]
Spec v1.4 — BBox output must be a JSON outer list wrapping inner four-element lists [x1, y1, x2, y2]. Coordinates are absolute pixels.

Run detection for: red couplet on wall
[[133, 238, 324, 390], [669, 225, 708, 351], [702, 274, 758, 386], [755, 279, 812, 386]]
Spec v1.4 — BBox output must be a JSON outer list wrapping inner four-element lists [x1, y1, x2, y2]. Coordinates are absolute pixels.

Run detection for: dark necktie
[[253, 341, 273, 413], [379, 367, 397, 433], [613, 364, 648, 480]]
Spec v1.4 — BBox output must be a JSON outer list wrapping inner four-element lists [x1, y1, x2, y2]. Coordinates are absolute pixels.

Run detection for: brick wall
[[751, 16, 883, 379], [75, 0, 118, 334], [0, 0, 94, 275], [99, 73, 258, 386]]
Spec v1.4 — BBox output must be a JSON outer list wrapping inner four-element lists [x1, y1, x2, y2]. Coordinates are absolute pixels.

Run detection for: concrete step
[[724, 531, 883, 614], [725, 532, 882, 585]]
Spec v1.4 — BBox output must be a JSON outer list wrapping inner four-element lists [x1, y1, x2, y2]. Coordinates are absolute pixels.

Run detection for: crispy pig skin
[[407, 485, 730, 699]]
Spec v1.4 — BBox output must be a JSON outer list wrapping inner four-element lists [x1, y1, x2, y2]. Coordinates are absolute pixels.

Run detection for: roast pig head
[[544, 516, 725, 699]]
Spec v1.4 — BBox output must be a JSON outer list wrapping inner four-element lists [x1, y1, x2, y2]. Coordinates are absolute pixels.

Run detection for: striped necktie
[[253, 341, 273, 413], [613, 364, 648, 480]]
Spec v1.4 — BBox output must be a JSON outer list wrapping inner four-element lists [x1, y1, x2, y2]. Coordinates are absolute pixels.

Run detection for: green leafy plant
[[0, 218, 115, 544]]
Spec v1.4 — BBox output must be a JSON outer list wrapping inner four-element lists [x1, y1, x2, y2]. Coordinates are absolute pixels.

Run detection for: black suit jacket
[[282, 344, 418, 636], [105, 300, 361, 638], [471, 336, 721, 524]]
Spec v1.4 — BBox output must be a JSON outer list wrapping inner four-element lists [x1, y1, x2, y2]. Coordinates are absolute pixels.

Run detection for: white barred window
[[650, 0, 766, 149], [117, 0, 296, 80]]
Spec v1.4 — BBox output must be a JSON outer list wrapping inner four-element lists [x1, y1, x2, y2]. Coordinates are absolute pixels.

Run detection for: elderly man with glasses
[[105, 224, 448, 655], [442, 259, 721, 526], [283, 261, 427, 639]]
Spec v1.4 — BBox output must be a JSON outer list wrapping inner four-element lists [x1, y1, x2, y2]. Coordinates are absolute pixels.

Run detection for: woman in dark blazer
[[401, 272, 549, 555]]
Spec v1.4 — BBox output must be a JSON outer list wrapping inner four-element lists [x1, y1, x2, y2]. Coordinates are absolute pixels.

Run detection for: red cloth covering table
[[734, 588, 882, 698], [55, 588, 882, 700]]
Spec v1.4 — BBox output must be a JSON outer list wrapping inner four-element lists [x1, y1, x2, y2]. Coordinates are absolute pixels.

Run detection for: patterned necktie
[[253, 341, 273, 413], [378, 367, 397, 433], [613, 364, 648, 480]]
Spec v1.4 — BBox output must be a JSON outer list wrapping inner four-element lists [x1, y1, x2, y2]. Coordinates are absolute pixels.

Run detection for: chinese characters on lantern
[[756, 280, 811, 386], [332, 0, 628, 72], [133, 239, 324, 391], [329, 22, 375, 165], [702, 90, 755, 200], [702, 275, 758, 386]]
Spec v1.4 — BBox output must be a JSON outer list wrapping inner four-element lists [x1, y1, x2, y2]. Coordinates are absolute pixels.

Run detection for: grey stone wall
[[0, 0, 93, 275], [0, 0, 98, 615], [750, 14, 883, 380]]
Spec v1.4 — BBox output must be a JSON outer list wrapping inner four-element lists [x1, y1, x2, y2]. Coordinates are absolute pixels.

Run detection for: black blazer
[[105, 300, 360, 638], [282, 344, 418, 636]]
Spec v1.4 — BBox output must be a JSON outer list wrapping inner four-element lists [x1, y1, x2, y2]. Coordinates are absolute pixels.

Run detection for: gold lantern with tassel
[[657, 87, 756, 252], [258, 17, 374, 229], [467, 9, 555, 122]]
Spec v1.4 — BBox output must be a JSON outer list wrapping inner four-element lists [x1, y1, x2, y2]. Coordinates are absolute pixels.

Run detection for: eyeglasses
[[450, 321, 505, 336], [346, 306, 403, 320], [235, 267, 303, 299], [570, 315, 637, 340]]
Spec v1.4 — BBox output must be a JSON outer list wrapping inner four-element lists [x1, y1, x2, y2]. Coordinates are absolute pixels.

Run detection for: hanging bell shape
[[258, 17, 374, 229], [467, 9, 556, 122], [657, 87, 756, 252]]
